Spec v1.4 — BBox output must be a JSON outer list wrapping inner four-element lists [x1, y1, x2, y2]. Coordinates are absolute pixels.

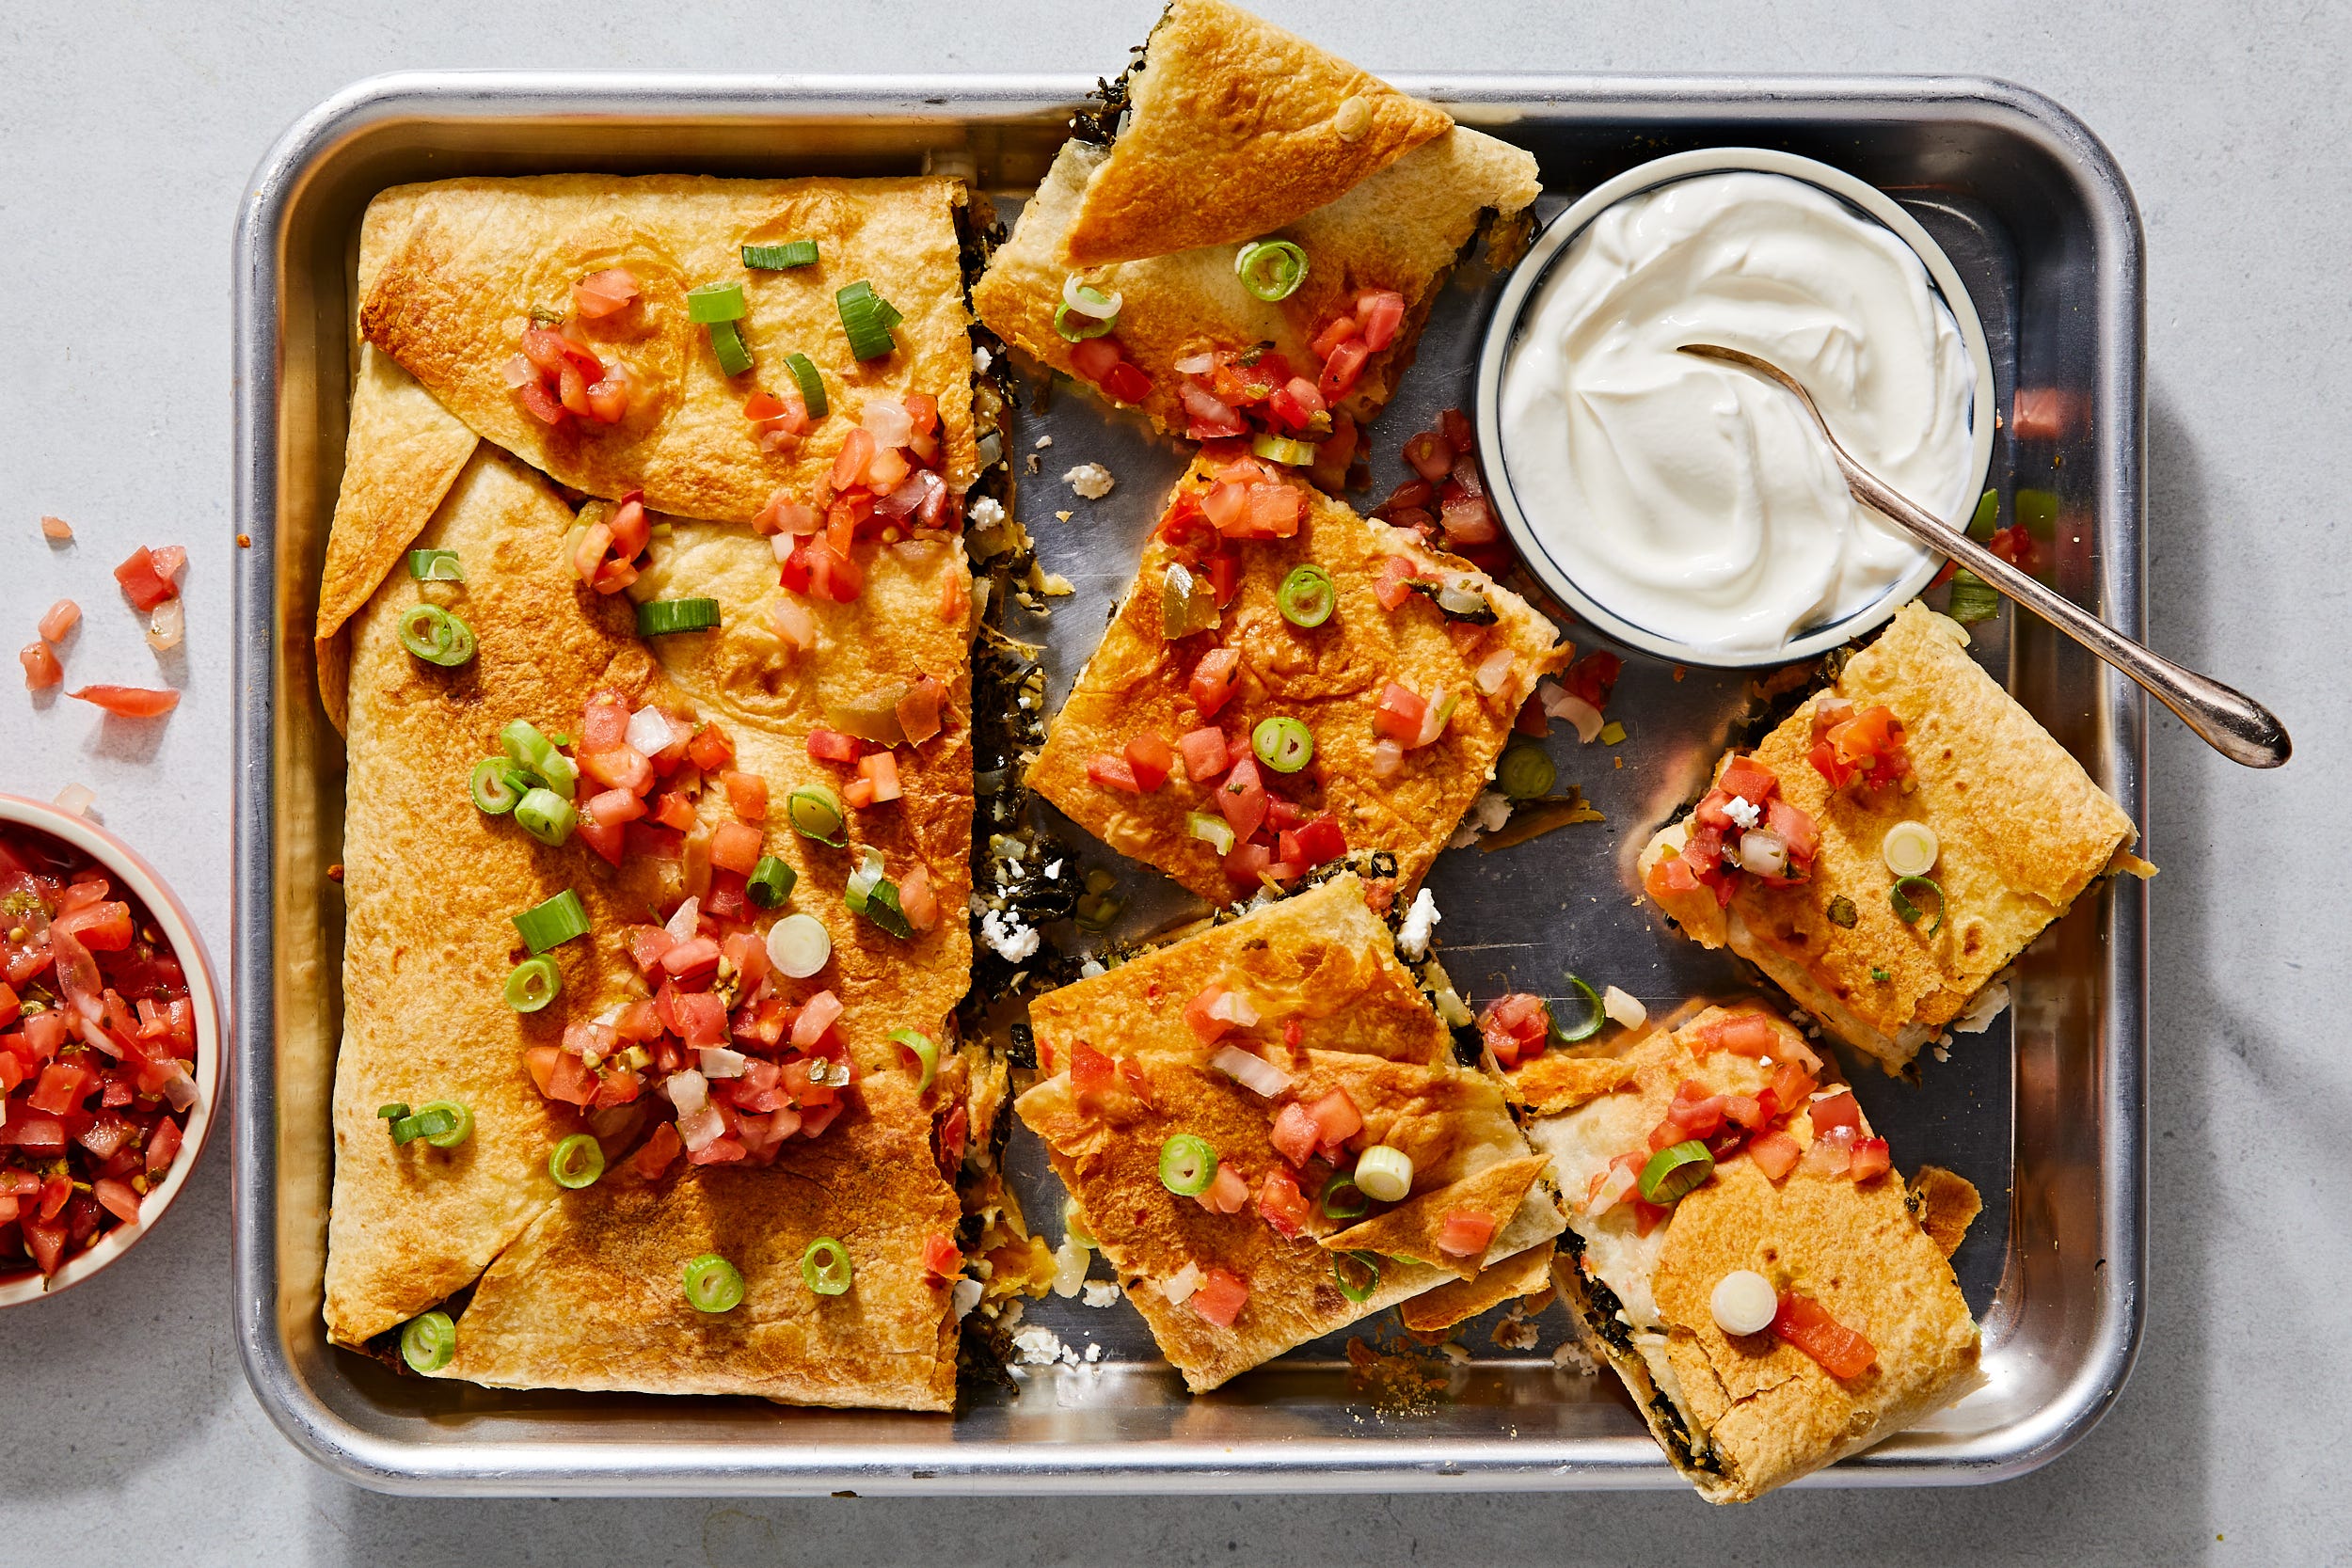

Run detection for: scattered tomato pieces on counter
[[112, 546, 185, 612], [67, 686, 179, 719], [40, 515, 73, 543]]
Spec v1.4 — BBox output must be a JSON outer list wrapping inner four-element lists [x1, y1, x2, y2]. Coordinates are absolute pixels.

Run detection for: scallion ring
[[781, 351, 828, 419], [469, 757, 527, 815], [843, 846, 885, 915], [1276, 563, 1336, 628], [499, 720, 574, 800], [707, 318, 754, 376], [835, 281, 898, 361], [1063, 1197, 1096, 1250], [1947, 568, 2001, 625], [503, 954, 562, 1013], [765, 911, 834, 978], [512, 889, 590, 954], [406, 548, 464, 581], [787, 784, 847, 847], [1332, 1250, 1380, 1305], [686, 280, 748, 324], [800, 1237, 853, 1296], [1186, 810, 1235, 855], [376, 1102, 410, 1123], [1352, 1144, 1414, 1203], [684, 1252, 748, 1313], [1496, 744, 1557, 801], [1054, 303, 1118, 342], [400, 1310, 457, 1373], [1319, 1171, 1368, 1220], [1059, 274, 1123, 320], [1550, 974, 1605, 1044], [888, 1027, 939, 1093], [397, 603, 476, 667], [1234, 239, 1309, 302], [636, 597, 722, 636], [745, 855, 797, 909], [1158, 1133, 1217, 1196], [1639, 1139, 1715, 1205], [548, 1132, 605, 1190], [514, 787, 578, 847], [1890, 875, 1947, 935], [862, 879, 915, 940], [742, 239, 818, 270], [1251, 715, 1314, 773], [414, 1101, 473, 1149]]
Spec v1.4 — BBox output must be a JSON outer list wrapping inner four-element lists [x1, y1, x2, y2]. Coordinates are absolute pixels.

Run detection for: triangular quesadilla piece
[[357, 174, 978, 528], [1398, 1238, 1555, 1336], [1321, 1151, 1549, 1280], [1061, 0, 1454, 266]]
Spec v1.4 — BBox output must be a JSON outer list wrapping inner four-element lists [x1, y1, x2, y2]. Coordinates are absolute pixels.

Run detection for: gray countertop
[[1, 0, 2344, 1560]]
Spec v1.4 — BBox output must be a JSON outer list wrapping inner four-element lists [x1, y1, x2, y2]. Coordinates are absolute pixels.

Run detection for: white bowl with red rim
[[0, 793, 224, 1307]]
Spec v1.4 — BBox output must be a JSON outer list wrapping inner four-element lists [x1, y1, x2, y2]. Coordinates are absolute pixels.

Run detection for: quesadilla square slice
[[1029, 457, 1563, 902], [1016, 874, 1564, 1392], [973, 1, 1538, 452], [358, 173, 981, 528], [1637, 603, 2142, 1072], [1521, 1002, 1983, 1504]]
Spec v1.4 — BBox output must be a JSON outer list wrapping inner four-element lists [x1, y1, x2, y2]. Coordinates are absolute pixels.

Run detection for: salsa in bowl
[[0, 795, 220, 1303]]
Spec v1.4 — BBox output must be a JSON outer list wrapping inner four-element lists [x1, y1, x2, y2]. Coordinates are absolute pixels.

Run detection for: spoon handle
[[1838, 457, 2292, 768]]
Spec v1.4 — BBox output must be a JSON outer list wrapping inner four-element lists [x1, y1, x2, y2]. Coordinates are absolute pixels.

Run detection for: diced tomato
[[1373, 556, 1425, 612], [842, 778, 876, 808], [1222, 838, 1273, 888], [898, 863, 941, 933], [144, 1115, 183, 1179], [670, 990, 728, 1047], [546, 1052, 596, 1108], [1102, 361, 1152, 404], [1188, 646, 1244, 718], [1184, 984, 1235, 1044], [1087, 754, 1142, 793], [621, 1121, 676, 1179], [1215, 754, 1267, 841], [1290, 816, 1345, 867], [39, 599, 79, 643], [1310, 314, 1359, 362], [1808, 1090, 1862, 1139], [1069, 1040, 1114, 1093], [1478, 992, 1550, 1069], [1772, 1291, 1876, 1379], [1189, 1267, 1249, 1327], [22, 1215, 66, 1275], [1746, 1130, 1803, 1181], [1356, 289, 1407, 352], [0, 1110, 66, 1153], [1268, 1101, 1320, 1167], [1713, 757, 1779, 810], [856, 751, 902, 803], [1373, 682, 1428, 743], [1198, 1164, 1250, 1214], [68, 686, 178, 718], [1237, 483, 1304, 539], [677, 723, 731, 772], [711, 769, 768, 823], [54, 900, 132, 952], [1124, 730, 1174, 792], [1178, 727, 1230, 783], [20, 641, 62, 690], [1699, 1013, 1778, 1059], [1304, 1088, 1362, 1148], [1253, 1168, 1311, 1238], [28, 1061, 93, 1116], [920, 1231, 962, 1277], [1765, 798, 1820, 863], [2010, 387, 2071, 441], [660, 935, 723, 978], [1849, 1137, 1892, 1182], [112, 547, 177, 610], [1318, 339, 1371, 401], [1765, 1061, 1818, 1120], [1068, 336, 1122, 384], [807, 728, 863, 764], [709, 821, 764, 877], [91, 1177, 141, 1226], [1436, 1207, 1496, 1258]]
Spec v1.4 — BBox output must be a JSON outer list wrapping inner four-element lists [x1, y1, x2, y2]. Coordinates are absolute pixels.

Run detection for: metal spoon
[[1677, 342, 2291, 768]]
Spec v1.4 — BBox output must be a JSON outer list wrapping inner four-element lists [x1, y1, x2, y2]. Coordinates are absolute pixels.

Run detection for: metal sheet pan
[[230, 71, 2148, 1496]]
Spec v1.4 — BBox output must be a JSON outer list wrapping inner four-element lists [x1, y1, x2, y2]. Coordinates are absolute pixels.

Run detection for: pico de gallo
[[1805, 696, 1914, 793], [506, 269, 641, 431], [764, 392, 961, 612], [0, 822, 199, 1281], [1645, 752, 1823, 908]]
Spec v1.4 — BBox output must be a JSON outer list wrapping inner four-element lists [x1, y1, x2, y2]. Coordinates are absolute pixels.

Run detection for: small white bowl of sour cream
[[1475, 148, 1996, 668]]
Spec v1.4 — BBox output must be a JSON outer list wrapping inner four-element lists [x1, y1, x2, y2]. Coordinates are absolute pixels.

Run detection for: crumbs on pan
[[1063, 463, 1114, 499], [1345, 1337, 1449, 1415]]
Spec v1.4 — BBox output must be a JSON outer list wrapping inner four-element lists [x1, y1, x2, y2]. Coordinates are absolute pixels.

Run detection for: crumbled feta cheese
[[1601, 986, 1647, 1029], [1044, 859, 1063, 879], [1952, 974, 2013, 1034], [1084, 1340, 1104, 1361], [1490, 1314, 1540, 1352], [1550, 1338, 1597, 1374], [1724, 794, 1761, 830], [1082, 1280, 1120, 1308], [1063, 463, 1115, 499], [1011, 1325, 1068, 1366], [967, 495, 1006, 530], [980, 906, 1040, 963], [1397, 887, 1442, 959], [950, 1277, 984, 1321], [973, 345, 993, 373], [1447, 789, 1513, 848], [1438, 1342, 1471, 1365], [1034, 435, 1054, 449]]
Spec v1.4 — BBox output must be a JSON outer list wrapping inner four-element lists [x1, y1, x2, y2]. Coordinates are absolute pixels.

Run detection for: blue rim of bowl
[[1473, 147, 1998, 670]]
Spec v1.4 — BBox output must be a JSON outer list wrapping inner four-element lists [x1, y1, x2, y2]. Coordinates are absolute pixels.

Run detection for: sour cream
[[1498, 171, 1978, 654]]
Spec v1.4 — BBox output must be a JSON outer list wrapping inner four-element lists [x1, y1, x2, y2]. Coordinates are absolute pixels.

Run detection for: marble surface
[[0, 0, 2344, 1560]]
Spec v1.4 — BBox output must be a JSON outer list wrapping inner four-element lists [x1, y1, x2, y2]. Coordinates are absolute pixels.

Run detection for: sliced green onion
[[1060, 274, 1122, 320], [843, 846, 885, 915], [1252, 715, 1314, 773], [636, 597, 722, 636], [1333, 1250, 1380, 1305], [1276, 563, 1336, 627], [415, 1100, 473, 1149], [2016, 488, 2060, 535], [687, 281, 748, 324], [512, 889, 590, 954], [376, 1101, 411, 1122], [835, 281, 898, 360], [1496, 744, 1556, 800], [765, 911, 833, 978], [707, 318, 753, 376], [1054, 302, 1118, 342], [1890, 875, 1947, 935], [406, 548, 464, 581], [746, 855, 797, 909], [1073, 889, 1124, 930], [1599, 721, 1628, 746], [504, 955, 562, 1012], [470, 757, 528, 815], [1234, 239, 1309, 302], [780, 352, 828, 419], [1158, 1133, 1217, 1196], [685, 1252, 748, 1313], [514, 788, 578, 848], [743, 239, 818, 270], [1871, 966, 1892, 982], [388, 1113, 428, 1146], [1639, 1139, 1715, 1205], [1826, 895, 1860, 929], [1550, 974, 1604, 1044], [787, 784, 847, 847], [1947, 567, 2001, 625], [400, 1310, 457, 1373], [800, 1237, 852, 1296], [1320, 1171, 1368, 1220], [1882, 820, 1941, 879], [889, 1027, 940, 1092], [500, 720, 576, 800], [1967, 488, 1998, 540], [1353, 1144, 1413, 1203], [397, 603, 476, 667], [1186, 810, 1235, 855], [548, 1132, 605, 1190], [1250, 433, 1319, 467]]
